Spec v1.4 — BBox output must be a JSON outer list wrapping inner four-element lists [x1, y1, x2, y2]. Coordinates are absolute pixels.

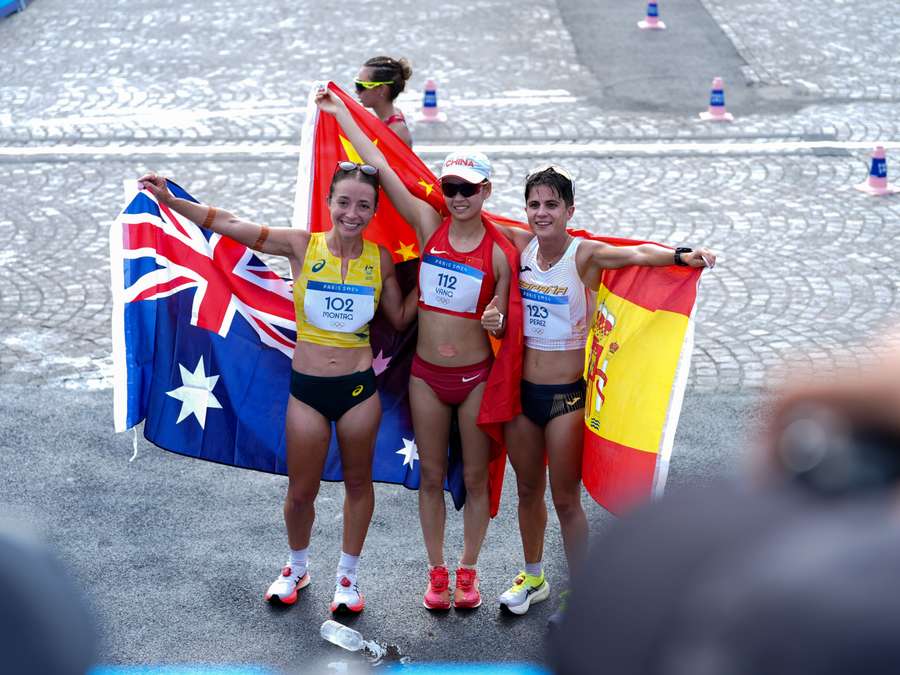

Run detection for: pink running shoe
[[423, 565, 451, 610], [454, 567, 481, 609]]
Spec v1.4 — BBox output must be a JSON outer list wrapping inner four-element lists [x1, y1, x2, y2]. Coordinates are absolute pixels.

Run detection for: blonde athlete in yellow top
[[138, 164, 417, 615]]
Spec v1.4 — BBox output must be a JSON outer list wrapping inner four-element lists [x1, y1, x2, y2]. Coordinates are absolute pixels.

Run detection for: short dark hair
[[524, 167, 575, 208], [328, 166, 380, 209], [363, 56, 413, 101]]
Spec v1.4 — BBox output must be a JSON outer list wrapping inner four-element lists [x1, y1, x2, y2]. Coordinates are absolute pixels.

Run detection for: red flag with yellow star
[[292, 83, 444, 262]]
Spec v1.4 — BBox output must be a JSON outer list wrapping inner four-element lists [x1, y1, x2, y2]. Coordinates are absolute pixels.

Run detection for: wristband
[[201, 206, 217, 230], [253, 225, 270, 250]]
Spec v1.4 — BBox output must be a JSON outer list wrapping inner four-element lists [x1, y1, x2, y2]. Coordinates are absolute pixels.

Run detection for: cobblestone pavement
[[700, 0, 900, 99], [1, 0, 899, 395], [3, 152, 898, 395]]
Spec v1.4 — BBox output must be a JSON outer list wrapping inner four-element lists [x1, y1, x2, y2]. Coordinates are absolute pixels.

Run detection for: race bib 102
[[304, 280, 376, 333]]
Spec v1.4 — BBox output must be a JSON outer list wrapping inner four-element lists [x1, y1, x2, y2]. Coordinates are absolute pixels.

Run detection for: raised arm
[[315, 89, 441, 248], [376, 246, 419, 331], [578, 239, 715, 283], [137, 174, 308, 261]]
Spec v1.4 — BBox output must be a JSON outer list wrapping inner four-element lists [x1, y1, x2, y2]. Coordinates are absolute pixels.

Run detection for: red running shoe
[[454, 567, 481, 609], [264, 564, 310, 605], [423, 565, 451, 610], [330, 574, 365, 614]]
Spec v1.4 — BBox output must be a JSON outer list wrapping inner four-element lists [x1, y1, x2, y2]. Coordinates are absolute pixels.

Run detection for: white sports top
[[519, 237, 591, 351]]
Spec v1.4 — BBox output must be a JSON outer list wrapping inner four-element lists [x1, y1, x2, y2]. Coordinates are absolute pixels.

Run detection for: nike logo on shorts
[[520, 265, 532, 272], [461, 374, 481, 383], [566, 396, 582, 405], [430, 248, 449, 255]]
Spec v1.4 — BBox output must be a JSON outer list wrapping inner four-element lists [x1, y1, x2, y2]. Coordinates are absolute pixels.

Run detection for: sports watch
[[674, 247, 693, 266]]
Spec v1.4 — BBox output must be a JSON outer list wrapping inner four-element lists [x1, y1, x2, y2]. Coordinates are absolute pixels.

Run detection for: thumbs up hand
[[481, 295, 505, 335]]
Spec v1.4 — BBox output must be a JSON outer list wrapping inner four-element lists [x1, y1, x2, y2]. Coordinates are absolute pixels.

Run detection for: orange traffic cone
[[854, 146, 900, 196], [699, 77, 734, 122]]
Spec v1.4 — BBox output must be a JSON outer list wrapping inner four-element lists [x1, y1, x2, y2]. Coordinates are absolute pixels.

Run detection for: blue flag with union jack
[[110, 180, 463, 505]]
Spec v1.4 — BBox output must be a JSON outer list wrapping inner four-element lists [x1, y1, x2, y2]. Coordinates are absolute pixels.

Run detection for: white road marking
[[18, 91, 580, 129], [2, 139, 899, 159]]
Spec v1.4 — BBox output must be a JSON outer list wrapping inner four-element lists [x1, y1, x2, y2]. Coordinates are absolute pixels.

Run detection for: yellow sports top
[[294, 232, 382, 348]]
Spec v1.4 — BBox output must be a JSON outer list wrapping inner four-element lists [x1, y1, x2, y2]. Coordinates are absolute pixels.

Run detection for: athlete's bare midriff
[[416, 309, 492, 366], [292, 341, 373, 377], [523, 346, 584, 385]]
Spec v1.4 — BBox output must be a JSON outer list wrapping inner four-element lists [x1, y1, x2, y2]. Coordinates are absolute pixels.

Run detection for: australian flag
[[110, 180, 466, 507]]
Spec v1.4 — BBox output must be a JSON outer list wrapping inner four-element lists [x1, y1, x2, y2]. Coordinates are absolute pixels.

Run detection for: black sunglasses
[[441, 181, 485, 198], [337, 161, 378, 176]]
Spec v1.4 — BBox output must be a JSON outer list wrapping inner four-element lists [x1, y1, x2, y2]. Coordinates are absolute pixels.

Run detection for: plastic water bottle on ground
[[320, 619, 365, 652]]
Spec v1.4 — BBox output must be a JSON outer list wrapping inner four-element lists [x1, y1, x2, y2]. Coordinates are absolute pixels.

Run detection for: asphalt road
[[0, 384, 760, 670]]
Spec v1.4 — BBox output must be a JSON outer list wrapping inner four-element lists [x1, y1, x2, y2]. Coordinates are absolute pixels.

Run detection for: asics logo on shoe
[[524, 583, 544, 597], [340, 576, 352, 587], [461, 374, 480, 383], [429, 248, 449, 255]]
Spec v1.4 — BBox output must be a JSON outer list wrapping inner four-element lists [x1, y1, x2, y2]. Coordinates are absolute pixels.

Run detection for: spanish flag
[[573, 229, 702, 515], [292, 82, 521, 517]]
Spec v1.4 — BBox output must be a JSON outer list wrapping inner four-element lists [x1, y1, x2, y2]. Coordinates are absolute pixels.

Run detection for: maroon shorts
[[411, 354, 493, 406]]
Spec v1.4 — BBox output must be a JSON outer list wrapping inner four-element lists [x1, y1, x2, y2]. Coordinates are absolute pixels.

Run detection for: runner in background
[[356, 56, 413, 147]]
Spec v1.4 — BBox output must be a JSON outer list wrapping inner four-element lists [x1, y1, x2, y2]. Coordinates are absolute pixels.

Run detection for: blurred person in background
[[550, 331, 900, 675], [0, 521, 97, 674]]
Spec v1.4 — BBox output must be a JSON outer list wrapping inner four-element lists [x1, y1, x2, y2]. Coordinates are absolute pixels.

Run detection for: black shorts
[[521, 379, 586, 428], [290, 368, 377, 422]]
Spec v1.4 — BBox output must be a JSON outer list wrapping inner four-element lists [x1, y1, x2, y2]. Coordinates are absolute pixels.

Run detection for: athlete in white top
[[485, 166, 716, 620]]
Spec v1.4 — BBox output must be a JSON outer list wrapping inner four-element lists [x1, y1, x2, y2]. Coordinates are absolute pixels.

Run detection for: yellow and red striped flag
[[575, 229, 703, 515]]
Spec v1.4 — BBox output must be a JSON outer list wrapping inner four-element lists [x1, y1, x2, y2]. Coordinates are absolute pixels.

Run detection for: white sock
[[337, 551, 360, 578], [289, 547, 308, 576], [525, 561, 543, 578]]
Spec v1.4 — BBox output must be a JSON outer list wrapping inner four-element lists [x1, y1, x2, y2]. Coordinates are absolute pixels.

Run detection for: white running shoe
[[498, 571, 550, 615], [331, 574, 365, 613], [264, 564, 310, 605]]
